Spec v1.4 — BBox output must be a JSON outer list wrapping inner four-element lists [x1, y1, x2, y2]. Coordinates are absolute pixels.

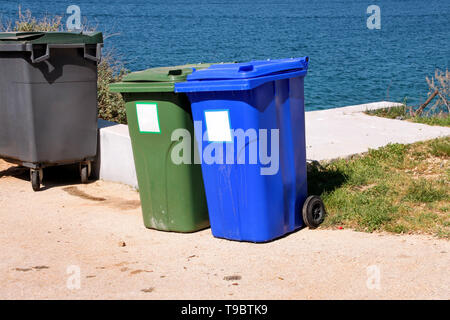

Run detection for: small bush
[[97, 54, 128, 124], [1, 7, 63, 32]]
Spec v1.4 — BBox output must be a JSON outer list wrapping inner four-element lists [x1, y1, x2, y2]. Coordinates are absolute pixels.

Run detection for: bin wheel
[[302, 195, 326, 229], [80, 162, 91, 184], [30, 169, 43, 192]]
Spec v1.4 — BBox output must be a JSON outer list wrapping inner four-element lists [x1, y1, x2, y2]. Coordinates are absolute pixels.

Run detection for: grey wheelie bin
[[0, 32, 103, 191]]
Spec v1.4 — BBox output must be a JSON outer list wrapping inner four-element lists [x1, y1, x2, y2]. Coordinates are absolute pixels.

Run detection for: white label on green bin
[[136, 103, 161, 133], [204, 110, 232, 142]]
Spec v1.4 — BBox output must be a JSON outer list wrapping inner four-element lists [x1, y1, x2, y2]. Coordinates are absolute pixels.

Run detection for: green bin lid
[[0, 31, 103, 44], [109, 63, 213, 93]]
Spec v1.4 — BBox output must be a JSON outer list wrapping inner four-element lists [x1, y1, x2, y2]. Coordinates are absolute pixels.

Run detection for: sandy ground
[[0, 159, 449, 300]]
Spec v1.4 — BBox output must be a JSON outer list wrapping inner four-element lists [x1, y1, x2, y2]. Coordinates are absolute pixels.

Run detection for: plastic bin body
[[0, 32, 103, 168], [175, 58, 309, 242], [109, 65, 210, 232]]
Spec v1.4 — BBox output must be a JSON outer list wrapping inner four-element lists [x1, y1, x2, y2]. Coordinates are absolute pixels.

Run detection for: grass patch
[[404, 179, 447, 203], [308, 137, 450, 238], [429, 139, 450, 157], [365, 105, 450, 127], [366, 105, 408, 119], [412, 115, 450, 127]]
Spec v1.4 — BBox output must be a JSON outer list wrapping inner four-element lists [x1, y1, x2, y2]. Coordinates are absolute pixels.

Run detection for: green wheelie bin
[[109, 64, 211, 232]]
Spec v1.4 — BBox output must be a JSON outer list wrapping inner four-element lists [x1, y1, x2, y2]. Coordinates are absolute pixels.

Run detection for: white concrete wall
[[95, 119, 138, 189]]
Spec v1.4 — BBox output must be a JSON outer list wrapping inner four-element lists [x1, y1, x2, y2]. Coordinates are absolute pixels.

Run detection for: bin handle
[[83, 43, 102, 63], [28, 43, 103, 64], [238, 65, 254, 72], [30, 44, 50, 64]]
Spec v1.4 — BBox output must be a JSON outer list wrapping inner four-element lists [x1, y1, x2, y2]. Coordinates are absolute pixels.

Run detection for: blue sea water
[[1, 0, 449, 110]]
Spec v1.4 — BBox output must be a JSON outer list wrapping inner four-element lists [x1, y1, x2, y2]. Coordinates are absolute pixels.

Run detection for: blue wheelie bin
[[175, 57, 326, 242]]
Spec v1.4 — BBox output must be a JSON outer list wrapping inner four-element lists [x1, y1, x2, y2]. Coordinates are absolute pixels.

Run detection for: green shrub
[[97, 54, 128, 124]]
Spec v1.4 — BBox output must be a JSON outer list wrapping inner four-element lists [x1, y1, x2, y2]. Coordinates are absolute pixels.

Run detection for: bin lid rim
[[175, 68, 307, 93], [186, 57, 309, 81], [0, 31, 103, 44], [121, 63, 216, 83], [109, 81, 175, 93]]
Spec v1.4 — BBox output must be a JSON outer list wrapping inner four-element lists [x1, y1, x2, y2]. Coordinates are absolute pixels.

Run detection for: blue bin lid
[[175, 57, 308, 93], [186, 57, 308, 81]]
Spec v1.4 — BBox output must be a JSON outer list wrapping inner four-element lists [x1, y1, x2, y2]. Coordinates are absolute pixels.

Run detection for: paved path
[[1, 102, 449, 299], [0, 160, 449, 300], [306, 101, 450, 160]]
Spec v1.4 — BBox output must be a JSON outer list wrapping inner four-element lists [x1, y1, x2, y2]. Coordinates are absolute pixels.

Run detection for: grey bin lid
[[0, 32, 104, 63]]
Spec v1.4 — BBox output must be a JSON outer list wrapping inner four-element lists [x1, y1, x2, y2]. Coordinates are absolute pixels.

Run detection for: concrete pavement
[[0, 162, 448, 299], [305, 101, 450, 161]]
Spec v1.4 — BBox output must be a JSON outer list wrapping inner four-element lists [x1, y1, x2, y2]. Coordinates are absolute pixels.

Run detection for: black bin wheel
[[30, 169, 43, 192], [302, 195, 326, 229], [80, 162, 91, 184]]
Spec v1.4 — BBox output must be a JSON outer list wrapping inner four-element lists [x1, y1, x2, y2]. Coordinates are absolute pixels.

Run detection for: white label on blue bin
[[136, 103, 160, 133], [205, 110, 232, 142]]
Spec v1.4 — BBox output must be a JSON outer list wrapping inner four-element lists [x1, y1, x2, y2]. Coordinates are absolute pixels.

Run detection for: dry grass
[[426, 68, 449, 114], [365, 105, 450, 127], [366, 68, 449, 126], [0, 7, 62, 32]]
